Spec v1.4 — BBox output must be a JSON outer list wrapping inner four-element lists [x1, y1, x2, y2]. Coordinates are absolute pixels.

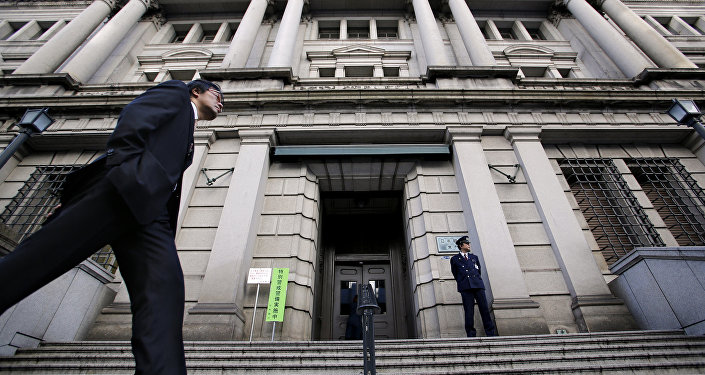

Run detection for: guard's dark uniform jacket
[[450, 252, 485, 291]]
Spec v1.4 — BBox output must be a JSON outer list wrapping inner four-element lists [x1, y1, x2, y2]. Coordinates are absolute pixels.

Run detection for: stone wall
[[247, 162, 319, 340]]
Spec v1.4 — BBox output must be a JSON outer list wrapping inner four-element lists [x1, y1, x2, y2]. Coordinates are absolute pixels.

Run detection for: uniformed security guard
[[449, 235, 497, 337]]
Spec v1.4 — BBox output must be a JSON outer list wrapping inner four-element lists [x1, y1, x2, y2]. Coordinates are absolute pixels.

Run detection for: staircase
[[1, 330, 704, 374]]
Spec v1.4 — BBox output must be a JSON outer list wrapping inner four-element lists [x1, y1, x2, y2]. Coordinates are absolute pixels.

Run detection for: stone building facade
[[1, 0, 704, 345]]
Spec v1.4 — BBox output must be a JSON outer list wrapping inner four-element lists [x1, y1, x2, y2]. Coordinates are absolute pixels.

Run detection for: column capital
[[446, 126, 483, 143], [138, 0, 155, 9], [504, 126, 542, 144], [238, 128, 277, 147], [549, 0, 573, 25], [194, 130, 216, 147], [99, 0, 118, 8], [561, 0, 604, 8]]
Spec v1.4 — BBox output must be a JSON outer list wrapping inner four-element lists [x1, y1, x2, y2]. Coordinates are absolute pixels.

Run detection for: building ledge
[[199, 68, 295, 84], [0, 73, 80, 90], [424, 65, 519, 82], [633, 68, 705, 86]]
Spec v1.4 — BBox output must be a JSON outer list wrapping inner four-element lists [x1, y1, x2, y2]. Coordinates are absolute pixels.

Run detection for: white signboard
[[247, 268, 272, 284]]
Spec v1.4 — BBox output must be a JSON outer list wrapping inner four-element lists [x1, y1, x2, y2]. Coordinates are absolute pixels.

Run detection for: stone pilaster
[[186, 129, 275, 340], [176, 131, 216, 231], [447, 127, 548, 335], [505, 126, 637, 332]]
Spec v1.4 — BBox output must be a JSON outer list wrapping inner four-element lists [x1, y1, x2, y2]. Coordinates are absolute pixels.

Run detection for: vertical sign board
[[266, 268, 289, 322], [247, 268, 271, 341]]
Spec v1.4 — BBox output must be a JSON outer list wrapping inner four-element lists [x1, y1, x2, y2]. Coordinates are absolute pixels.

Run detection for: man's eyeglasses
[[208, 88, 223, 104]]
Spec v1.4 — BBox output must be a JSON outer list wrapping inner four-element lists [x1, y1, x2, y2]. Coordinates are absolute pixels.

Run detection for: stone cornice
[[1, 85, 704, 114], [0, 1, 94, 7]]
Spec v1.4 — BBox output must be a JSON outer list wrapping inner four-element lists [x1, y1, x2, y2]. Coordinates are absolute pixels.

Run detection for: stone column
[[369, 19, 378, 39], [563, 0, 653, 77], [221, 0, 269, 68], [14, 0, 115, 74], [59, 0, 149, 83], [447, 0, 495, 65], [412, 0, 450, 66], [599, 0, 696, 68], [340, 19, 348, 40], [505, 126, 637, 332], [176, 131, 216, 231], [267, 0, 304, 67], [447, 127, 549, 335], [187, 129, 275, 340]]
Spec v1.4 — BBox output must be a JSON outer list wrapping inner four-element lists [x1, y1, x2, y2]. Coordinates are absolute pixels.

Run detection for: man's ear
[[190, 88, 201, 98]]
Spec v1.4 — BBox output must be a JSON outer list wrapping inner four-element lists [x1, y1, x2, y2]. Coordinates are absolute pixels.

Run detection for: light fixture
[[17, 108, 54, 133], [666, 99, 705, 140], [0, 108, 56, 170], [667, 99, 701, 125]]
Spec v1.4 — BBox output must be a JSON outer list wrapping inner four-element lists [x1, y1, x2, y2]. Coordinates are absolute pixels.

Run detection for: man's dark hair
[[187, 79, 222, 102]]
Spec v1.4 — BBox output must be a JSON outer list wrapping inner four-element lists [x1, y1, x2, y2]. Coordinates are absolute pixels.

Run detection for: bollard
[[358, 283, 381, 375]]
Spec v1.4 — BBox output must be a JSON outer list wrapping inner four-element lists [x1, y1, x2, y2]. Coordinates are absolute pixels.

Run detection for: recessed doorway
[[314, 191, 413, 340]]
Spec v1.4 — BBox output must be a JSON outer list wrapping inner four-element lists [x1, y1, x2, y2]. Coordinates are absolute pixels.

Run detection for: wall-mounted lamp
[[0, 108, 55, 170], [666, 99, 705, 140]]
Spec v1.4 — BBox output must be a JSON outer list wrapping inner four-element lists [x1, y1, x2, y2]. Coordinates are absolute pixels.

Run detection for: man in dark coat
[[0, 79, 223, 374], [449, 235, 497, 337]]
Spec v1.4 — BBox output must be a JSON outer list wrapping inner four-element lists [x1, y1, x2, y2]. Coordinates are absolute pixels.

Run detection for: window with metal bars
[[627, 158, 705, 246], [0, 165, 118, 274], [559, 158, 664, 265]]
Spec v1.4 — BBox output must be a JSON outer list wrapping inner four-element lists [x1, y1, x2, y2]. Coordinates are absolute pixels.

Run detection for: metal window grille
[[627, 158, 705, 246], [0, 165, 118, 274], [559, 158, 664, 264]]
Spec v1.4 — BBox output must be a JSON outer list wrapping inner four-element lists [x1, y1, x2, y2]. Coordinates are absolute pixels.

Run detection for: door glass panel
[[340, 281, 357, 315], [369, 280, 386, 314]]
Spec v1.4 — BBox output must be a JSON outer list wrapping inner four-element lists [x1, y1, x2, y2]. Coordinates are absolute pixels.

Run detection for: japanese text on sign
[[247, 268, 272, 284], [266, 268, 289, 322]]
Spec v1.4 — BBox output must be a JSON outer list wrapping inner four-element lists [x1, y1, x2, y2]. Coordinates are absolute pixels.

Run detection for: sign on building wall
[[247, 268, 272, 284], [436, 236, 463, 253], [266, 268, 289, 322]]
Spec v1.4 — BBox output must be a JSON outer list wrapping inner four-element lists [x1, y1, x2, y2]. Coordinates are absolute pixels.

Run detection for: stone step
[[2, 330, 704, 374], [13, 336, 705, 359], [11, 340, 705, 360], [14, 331, 703, 353]]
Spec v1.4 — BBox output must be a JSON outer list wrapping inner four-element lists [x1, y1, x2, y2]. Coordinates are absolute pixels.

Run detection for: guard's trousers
[[0, 177, 186, 375], [460, 288, 497, 337]]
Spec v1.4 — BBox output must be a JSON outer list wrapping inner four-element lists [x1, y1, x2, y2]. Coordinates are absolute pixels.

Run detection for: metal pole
[[271, 321, 276, 341], [249, 283, 260, 342], [688, 119, 705, 141], [0, 129, 32, 170], [362, 310, 376, 375]]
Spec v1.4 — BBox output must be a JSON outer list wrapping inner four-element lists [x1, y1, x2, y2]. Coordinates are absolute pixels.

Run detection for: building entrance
[[315, 192, 413, 340], [333, 263, 394, 339]]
